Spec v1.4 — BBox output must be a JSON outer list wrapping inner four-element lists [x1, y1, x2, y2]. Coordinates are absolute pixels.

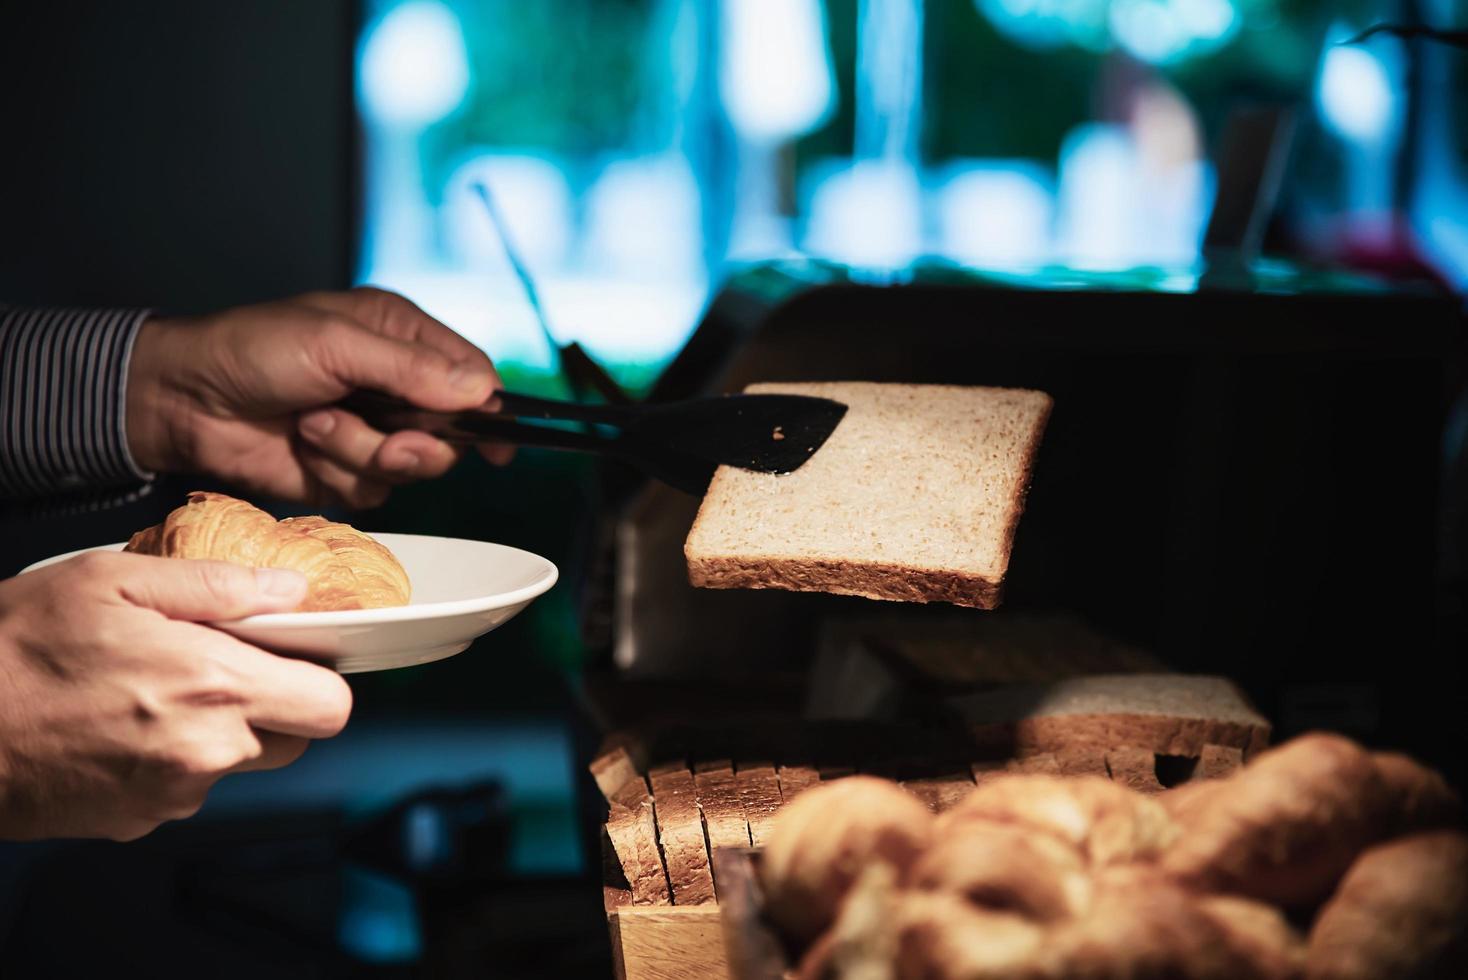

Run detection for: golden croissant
[[125, 491, 411, 611]]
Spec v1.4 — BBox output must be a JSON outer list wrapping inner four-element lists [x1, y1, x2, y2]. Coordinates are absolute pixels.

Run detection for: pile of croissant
[[760, 733, 1466, 980], [126, 491, 410, 612]]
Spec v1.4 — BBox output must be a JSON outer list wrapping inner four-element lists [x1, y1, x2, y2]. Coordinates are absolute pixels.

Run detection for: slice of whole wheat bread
[[1106, 746, 1165, 793], [777, 764, 822, 803], [951, 673, 1271, 760], [591, 747, 646, 809], [736, 762, 785, 847], [1197, 742, 1246, 779], [591, 748, 670, 906], [684, 382, 1053, 610], [648, 764, 716, 905], [693, 761, 752, 852], [604, 801, 670, 905]]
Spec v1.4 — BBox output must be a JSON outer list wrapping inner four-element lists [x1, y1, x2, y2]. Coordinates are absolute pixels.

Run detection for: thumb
[[319, 323, 496, 412], [116, 556, 308, 621]]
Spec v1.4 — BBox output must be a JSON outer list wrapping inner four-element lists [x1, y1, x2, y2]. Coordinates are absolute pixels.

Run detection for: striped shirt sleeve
[[0, 306, 156, 503]]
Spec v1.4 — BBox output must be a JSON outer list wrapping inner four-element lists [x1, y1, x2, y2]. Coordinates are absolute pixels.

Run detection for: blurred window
[[356, 0, 1426, 379]]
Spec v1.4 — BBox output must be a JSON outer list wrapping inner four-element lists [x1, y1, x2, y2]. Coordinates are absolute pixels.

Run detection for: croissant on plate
[[125, 491, 411, 611]]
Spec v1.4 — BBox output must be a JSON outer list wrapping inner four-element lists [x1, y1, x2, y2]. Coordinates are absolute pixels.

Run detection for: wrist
[[125, 316, 197, 474]]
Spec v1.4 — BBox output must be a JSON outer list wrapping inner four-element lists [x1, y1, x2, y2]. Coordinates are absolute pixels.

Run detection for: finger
[[477, 442, 516, 466], [209, 640, 354, 739], [298, 446, 392, 510], [302, 286, 497, 374], [135, 714, 263, 820], [312, 320, 497, 412], [297, 407, 460, 481], [108, 553, 308, 621], [108, 818, 168, 843], [230, 730, 310, 773], [374, 430, 461, 478]]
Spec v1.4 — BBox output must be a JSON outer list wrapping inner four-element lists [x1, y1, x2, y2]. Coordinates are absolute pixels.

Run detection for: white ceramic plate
[[20, 533, 558, 673]]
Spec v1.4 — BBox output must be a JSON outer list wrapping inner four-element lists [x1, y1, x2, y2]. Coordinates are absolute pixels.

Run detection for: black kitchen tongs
[[337, 388, 848, 495], [342, 180, 846, 494]]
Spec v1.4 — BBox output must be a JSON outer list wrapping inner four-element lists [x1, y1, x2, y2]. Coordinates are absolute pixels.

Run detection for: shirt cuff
[[0, 306, 156, 501]]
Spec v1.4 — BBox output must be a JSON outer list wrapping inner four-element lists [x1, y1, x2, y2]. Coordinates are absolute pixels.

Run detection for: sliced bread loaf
[[684, 382, 1053, 610], [950, 674, 1271, 760]]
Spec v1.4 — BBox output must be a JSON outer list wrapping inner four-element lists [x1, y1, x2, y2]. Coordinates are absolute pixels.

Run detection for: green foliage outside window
[[421, 0, 667, 200]]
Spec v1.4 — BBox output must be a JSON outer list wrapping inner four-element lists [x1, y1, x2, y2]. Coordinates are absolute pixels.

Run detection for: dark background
[[0, 1, 358, 312], [0, 4, 612, 977], [0, 0, 362, 569]]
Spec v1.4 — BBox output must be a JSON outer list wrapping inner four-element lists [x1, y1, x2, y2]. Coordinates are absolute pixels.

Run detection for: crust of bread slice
[[689, 555, 1008, 608]]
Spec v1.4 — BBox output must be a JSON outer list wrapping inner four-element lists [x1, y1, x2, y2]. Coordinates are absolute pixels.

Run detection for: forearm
[[0, 305, 155, 502]]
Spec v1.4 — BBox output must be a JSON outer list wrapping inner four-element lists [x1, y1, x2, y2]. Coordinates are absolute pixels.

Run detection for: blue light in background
[[855, 0, 923, 163], [1409, 0, 1468, 291], [1053, 117, 1212, 269], [803, 160, 924, 268], [1316, 37, 1398, 146], [358, 1, 470, 127], [581, 154, 706, 283], [1109, 0, 1237, 64], [339, 866, 422, 964], [442, 155, 574, 275], [936, 162, 1056, 268], [352, 0, 1238, 368], [977, 0, 1240, 63], [976, 0, 1112, 51], [719, 0, 835, 142], [1312, 24, 1406, 219], [801, 0, 927, 272], [1056, 124, 1143, 269], [357, 0, 715, 374], [406, 802, 448, 868], [723, 0, 838, 259], [203, 717, 582, 874], [356, 1, 474, 282]]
